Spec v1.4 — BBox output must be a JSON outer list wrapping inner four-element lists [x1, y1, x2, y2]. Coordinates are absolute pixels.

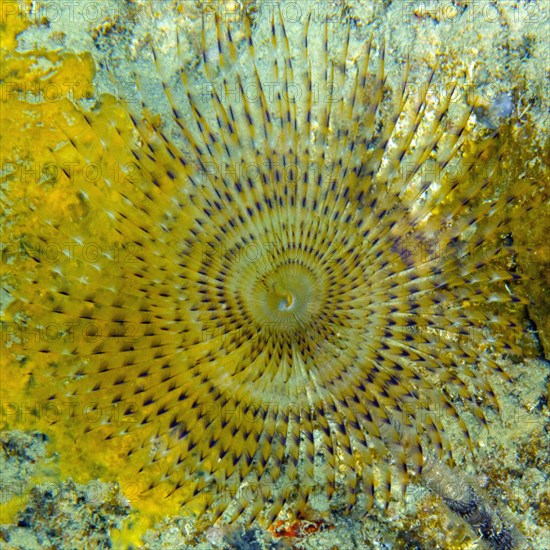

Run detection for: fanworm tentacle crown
[[6, 5, 533, 529]]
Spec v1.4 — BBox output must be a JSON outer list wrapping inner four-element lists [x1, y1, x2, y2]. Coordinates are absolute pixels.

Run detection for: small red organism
[[269, 518, 334, 539]]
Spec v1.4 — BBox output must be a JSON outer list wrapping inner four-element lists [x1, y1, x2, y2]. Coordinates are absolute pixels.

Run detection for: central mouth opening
[[243, 262, 326, 333], [276, 288, 296, 312], [266, 268, 312, 318]]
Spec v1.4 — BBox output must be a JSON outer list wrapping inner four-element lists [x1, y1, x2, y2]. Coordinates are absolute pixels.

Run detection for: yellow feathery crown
[[3, 2, 536, 533]]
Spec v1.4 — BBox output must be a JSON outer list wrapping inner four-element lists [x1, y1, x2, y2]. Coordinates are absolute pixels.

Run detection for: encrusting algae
[[1, 0, 546, 547]]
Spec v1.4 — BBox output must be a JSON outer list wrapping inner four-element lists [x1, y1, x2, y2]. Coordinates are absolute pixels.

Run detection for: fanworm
[[4, 2, 537, 534]]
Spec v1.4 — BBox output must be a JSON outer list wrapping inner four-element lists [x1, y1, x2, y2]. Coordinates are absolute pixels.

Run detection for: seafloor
[[1, 1, 549, 549]]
